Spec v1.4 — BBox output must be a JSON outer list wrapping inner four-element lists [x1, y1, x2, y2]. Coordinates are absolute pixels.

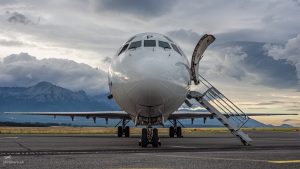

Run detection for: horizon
[[0, 0, 299, 127]]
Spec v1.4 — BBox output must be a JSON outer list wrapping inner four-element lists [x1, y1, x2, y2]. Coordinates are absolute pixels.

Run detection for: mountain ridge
[[0, 81, 292, 127], [0, 81, 119, 112]]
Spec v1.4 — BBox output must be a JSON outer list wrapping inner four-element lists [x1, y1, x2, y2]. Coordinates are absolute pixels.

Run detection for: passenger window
[[128, 41, 142, 49], [159, 41, 171, 49], [144, 40, 156, 47], [171, 44, 182, 55], [118, 44, 129, 56]]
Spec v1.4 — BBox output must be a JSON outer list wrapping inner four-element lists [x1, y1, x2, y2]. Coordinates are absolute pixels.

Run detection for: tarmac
[[0, 130, 300, 169]]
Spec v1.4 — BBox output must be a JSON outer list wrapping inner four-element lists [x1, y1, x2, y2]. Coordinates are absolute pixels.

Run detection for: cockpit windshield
[[144, 40, 156, 47], [118, 44, 129, 56], [158, 41, 171, 49], [128, 41, 142, 49]]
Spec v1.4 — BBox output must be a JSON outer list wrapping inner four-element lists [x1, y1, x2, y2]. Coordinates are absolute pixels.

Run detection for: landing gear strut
[[116, 118, 130, 137], [139, 125, 161, 148], [169, 120, 183, 138]]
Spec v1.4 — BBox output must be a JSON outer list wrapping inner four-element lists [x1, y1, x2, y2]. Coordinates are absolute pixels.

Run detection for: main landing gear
[[116, 118, 130, 137], [169, 126, 182, 138], [117, 126, 130, 137], [139, 125, 161, 148], [169, 120, 183, 138]]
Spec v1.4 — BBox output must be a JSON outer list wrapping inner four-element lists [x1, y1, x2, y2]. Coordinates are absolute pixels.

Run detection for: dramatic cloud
[[0, 53, 108, 94], [264, 34, 300, 87], [0, 0, 299, 125], [168, 29, 299, 89], [200, 46, 248, 81], [93, 0, 177, 18]]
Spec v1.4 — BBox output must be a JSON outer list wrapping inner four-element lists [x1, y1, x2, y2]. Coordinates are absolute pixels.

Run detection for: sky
[[0, 0, 299, 126]]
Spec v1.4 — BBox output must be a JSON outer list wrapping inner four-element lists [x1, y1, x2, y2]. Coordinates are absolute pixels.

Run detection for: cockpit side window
[[118, 43, 129, 56], [158, 41, 171, 49], [144, 40, 156, 47], [171, 44, 182, 55], [128, 41, 142, 49]]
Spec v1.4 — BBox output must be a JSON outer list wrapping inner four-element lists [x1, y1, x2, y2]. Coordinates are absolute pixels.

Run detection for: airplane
[[6, 32, 298, 147]]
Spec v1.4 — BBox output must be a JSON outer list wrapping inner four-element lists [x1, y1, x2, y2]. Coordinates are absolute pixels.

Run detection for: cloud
[[167, 28, 292, 45], [167, 29, 201, 45], [264, 34, 300, 87], [166, 29, 299, 89], [215, 29, 295, 43], [200, 45, 249, 81], [0, 53, 108, 94], [239, 41, 298, 88], [0, 39, 24, 46], [102, 56, 111, 64], [287, 108, 300, 112], [0, 0, 299, 124], [7, 11, 32, 25], [241, 101, 286, 106], [92, 0, 178, 18], [283, 119, 300, 122]]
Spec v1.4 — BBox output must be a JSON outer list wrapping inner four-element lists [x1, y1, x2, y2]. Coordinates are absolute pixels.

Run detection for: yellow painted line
[[155, 154, 267, 163], [119, 168, 166, 169], [268, 160, 300, 164], [156, 155, 300, 164]]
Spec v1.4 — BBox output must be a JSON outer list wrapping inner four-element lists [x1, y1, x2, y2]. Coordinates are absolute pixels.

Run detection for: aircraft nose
[[131, 79, 166, 107]]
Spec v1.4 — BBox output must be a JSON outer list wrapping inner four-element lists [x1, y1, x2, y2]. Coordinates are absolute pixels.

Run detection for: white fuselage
[[109, 33, 190, 124]]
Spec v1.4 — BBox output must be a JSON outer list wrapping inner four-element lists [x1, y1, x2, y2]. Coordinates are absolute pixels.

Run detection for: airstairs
[[188, 75, 252, 145], [188, 34, 252, 145]]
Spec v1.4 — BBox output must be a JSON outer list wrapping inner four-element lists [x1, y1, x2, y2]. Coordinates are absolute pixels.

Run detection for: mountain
[[279, 124, 294, 128], [0, 81, 279, 127], [165, 117, 271, 128], [0, 81, 119, 112]]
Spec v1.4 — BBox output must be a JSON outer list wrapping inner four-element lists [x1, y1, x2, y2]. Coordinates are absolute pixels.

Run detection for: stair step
[[188, 88, 252, 146]]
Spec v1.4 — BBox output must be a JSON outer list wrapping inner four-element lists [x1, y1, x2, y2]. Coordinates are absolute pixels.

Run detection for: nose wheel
[[139, 127, 161, 148]]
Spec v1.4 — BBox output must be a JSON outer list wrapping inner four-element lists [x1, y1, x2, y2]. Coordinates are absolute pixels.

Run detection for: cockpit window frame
[[163, 35, 174, 42], [158, 41, 171, 49], [177, 45, 184, 55], [126, 36, 136, 43], [171, 43, 182, 55], [144, 40, 156, 47], [128, 40, 142, 50], [118, 43, 129, 56]]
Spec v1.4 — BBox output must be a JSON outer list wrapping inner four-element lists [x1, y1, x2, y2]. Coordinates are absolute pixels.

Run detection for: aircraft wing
[[168, 111, 298, 120], [4, 111, 131, 120]]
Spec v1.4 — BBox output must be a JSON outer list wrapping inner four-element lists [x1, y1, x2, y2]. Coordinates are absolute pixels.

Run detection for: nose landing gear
[[139, 126, 161, 148]]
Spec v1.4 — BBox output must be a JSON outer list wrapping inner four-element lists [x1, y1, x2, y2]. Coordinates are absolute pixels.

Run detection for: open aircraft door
[[190, 34, 215, 84]]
